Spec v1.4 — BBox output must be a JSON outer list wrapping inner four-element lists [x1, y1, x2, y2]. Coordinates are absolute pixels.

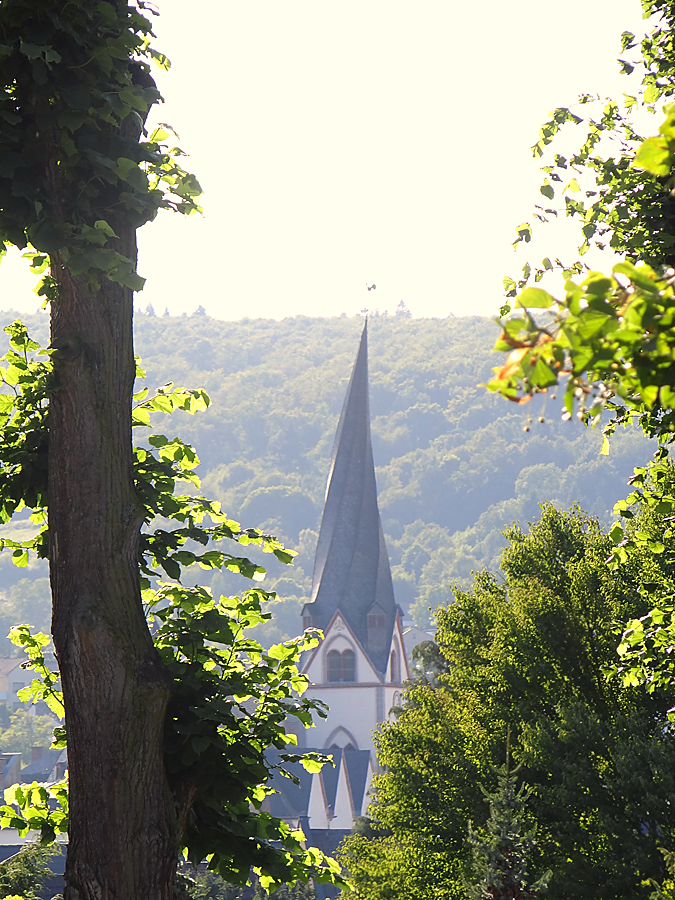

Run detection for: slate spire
[[302, 322, 397, 675]]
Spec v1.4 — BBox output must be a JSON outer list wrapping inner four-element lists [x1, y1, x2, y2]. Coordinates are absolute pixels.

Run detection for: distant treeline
[[0, 310, 651, 647]]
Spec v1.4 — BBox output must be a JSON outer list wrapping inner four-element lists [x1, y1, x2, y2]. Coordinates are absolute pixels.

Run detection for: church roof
[[264, 750, 314, 820], [302, 322, 397, 674], [343, 749, 371, 811]]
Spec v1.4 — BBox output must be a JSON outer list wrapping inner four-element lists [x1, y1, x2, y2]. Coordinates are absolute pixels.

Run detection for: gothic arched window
[[327, 649, 342, 682], [342, 649, 356, 682], [326, 648, 356, 683], [390, 649, 400, 684]]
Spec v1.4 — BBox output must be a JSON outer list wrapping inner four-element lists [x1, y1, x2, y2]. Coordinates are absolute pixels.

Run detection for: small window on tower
[[302, 614, 313, 631], [368, 611, 385, 628]]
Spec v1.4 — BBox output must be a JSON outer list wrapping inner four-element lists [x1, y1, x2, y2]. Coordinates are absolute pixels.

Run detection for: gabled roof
[[320, 748, 341, 812], [21, 748, 65, 782], [342, 749, 371, 815], [0, 659, 24, 677], [264, 750, 314, 820], [302, 609, 383, 685], [302, 323, 397, 674], [0, 752, 19, 780]]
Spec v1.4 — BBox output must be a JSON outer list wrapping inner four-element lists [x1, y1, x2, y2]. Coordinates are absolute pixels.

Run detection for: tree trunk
[[49, 239, 177, 898]]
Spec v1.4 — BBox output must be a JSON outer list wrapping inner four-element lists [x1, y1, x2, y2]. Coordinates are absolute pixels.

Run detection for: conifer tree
[[467, 757, 549, 900]]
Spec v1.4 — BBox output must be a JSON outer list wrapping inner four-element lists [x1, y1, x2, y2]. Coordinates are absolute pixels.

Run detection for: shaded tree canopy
[[338, 505, 675, 900]]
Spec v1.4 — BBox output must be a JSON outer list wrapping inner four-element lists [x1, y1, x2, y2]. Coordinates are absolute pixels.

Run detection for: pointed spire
[[303, 322, 397, 675]]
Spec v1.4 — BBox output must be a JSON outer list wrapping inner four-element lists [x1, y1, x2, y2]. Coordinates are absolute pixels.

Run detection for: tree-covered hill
[[0, 309, 651, 643]]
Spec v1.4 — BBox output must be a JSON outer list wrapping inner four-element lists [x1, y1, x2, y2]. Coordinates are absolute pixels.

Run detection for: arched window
[[342, 649, 356, 682], [390, 649, 400, 683], [326, 648, 356, 683], [327, 649, 342, 683]]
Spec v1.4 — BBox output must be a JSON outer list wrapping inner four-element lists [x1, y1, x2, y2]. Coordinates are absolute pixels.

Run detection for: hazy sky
[[0, 0, 652, 320]]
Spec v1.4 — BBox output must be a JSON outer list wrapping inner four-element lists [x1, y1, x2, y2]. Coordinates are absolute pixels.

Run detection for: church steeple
[[302, 322, 397, 676]]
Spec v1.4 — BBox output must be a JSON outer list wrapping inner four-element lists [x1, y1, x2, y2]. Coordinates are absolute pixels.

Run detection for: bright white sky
[[0, 0, 654, 320]]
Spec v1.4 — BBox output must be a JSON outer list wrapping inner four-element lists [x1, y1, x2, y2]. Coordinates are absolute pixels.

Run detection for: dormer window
[[366, 603, 387, 655], [303, 614, 313, 631], [327, 648, 356, 683], [367, 610, 385, 629]]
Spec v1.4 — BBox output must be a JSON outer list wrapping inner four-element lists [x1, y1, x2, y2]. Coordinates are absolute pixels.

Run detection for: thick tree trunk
[[49, 239, 177, 899]]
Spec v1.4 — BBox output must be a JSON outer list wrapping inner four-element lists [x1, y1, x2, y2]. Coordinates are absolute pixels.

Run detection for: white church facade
[[300, 608, 407, 755]]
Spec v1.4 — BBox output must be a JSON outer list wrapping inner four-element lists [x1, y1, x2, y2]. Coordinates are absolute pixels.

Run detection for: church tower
[[299, 322, 408, 755], [265, 324, 408, 872]]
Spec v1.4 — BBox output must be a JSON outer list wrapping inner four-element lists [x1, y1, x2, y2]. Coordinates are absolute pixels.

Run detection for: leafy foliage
[[0, 0, 200, 294], [148, 582, 331, 884], [490, 0, 675, 436], [488, 0, 675, 700], [0, 780, 68, 846], [338, 684, 473, 900], [0, 322, 50, 566], [488, 260, 675, 439], [178, 866, 315, 900], [505, 0, 675, 300], [648, 849, 675, 900], [339, 505, 675, 900]]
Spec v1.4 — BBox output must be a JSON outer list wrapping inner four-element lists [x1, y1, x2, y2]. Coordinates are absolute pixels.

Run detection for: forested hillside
[[0, 309, 651, 643]]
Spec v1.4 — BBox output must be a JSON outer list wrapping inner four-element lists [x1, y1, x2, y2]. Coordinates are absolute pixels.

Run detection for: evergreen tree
[[0, 842, 60, 900], [467, 762, 549, 900]]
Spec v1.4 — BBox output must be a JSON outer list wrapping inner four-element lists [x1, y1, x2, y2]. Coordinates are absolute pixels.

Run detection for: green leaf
[[531, 357, 558, 388], [132, 407, 150, 427], [609, 522, 623, 543], [513, 223, 532, 245], [516, 287, 555, 309], [148, 48, 171, 71], [12, 548, 28, 567], [94, 219, 118, 239], [115, 157, 148, 191], [633, 136, 672, 175]]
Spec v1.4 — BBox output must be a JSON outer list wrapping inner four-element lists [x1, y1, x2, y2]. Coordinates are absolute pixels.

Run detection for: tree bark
[[49, 239, 177, 898]]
